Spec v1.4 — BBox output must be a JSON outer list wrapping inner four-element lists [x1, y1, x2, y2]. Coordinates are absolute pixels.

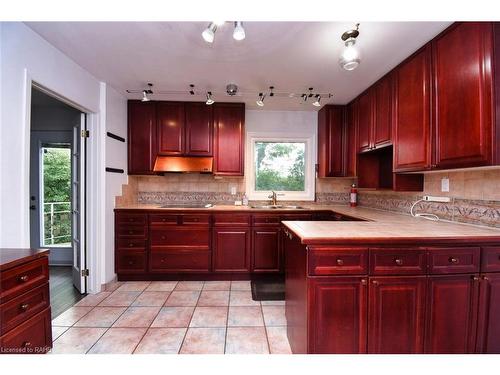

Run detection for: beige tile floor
[[50, 280, 291, 354]]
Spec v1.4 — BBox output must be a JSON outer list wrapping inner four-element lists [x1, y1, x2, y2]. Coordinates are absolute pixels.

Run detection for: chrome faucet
[[268, 191, 278, 206]]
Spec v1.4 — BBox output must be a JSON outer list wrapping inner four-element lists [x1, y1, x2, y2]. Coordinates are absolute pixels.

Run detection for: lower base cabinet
[[252, 227, 281, 273], [368, 276, 426, 354], [213, 228, 251, 272], [477, 273, 500, 353], [309, 277, 367, 354], [425, 274, 479, 353]]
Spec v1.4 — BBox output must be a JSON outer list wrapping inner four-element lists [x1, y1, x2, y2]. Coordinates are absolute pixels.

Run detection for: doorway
[[29, 87, 88, 317]]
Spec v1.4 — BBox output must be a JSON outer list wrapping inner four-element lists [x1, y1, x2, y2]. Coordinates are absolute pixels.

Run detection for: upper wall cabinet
[[213, 103, 245, 176], [185, 102, 213, 156], [128, 101, 244, 175], [356, 73, 394, 154], [432, 22, 495, 169], [318, 105, 346, 177], [128, 101, 157, 175], [393, 45, 433, 172], [157, 102, 186, 155]]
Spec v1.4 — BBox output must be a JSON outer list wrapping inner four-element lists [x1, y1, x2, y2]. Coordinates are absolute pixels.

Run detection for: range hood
[[153, 156, 213, 173]]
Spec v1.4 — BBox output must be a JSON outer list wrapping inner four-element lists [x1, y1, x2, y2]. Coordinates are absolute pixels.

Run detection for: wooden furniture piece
[[283, 230, 500, 354], [317, 105, 346, 177], [128, 101, 244, 176], [115, 208, 345, 280], [0, 249, 52, 354]]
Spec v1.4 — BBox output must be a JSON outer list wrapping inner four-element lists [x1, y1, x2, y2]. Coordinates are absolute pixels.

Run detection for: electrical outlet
[[423, 195, 451, 203], [441, 178, 449, 192], [230, 186, 237, 195]]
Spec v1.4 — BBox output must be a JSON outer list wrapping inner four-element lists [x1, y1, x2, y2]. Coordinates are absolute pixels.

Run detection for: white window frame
[[245, 132, 316, 201]]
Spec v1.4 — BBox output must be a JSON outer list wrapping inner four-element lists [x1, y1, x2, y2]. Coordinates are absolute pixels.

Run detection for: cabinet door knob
[[19, 275, 29, 283], [449, 257, 459, 264], [128, 243, 134, 247], [161, 236, 166, 240], [20, 303, 30, 311], [473, 276, 480, 281], [22, 341, 32, 348], [129, 218, 134, 222], [162, 218, 166, 222], [361, 279, 367, 285], [128, 261, 134, 265], [129, 230, 133, 234], [336, 259, 344, 266], [483, 276, 489, 281], [394, 258, 403, 266], [372, 280, 379, 285]]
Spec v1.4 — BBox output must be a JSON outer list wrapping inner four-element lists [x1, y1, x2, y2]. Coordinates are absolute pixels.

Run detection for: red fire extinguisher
[[350, 183, 358, 207]]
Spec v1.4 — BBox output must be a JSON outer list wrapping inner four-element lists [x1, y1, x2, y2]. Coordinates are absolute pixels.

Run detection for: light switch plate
[[441, 178, 450, 192]]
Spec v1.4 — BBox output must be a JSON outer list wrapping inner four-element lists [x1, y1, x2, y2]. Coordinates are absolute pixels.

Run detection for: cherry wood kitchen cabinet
[[344, 101, 358, 177], [317, 105, 345, 177], [213, 103, 245, 176], [425, 274, 480, 353], [252, 227, 281, 273], [185, 102, 213, 156], [373, 73, 393, 148], [393, 45, 433, 172], [356, 90, 373, 153], [157, 101, 185, 155], [308, 277, 367, 354], [128, 101, 157, 174], [213, 227, 251, 272], [432, 22, 495, 169], [367, 276, 426, 354]]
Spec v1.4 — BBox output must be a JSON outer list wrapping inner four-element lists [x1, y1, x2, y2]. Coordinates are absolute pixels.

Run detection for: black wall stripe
[[106, 167, 124, 174], [106, 132, 125, 142]]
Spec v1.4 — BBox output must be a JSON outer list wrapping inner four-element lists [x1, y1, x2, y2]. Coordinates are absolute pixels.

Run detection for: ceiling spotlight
[[141, 83, 153, 102], [233, 21, 246, 41], [312, 95, 321, 107], [205, 91, 214, 105], [202, 23, 217, 43], [256, 93, 266, 107], [339, 23, 361, 71], [301, 94, 308, 103]]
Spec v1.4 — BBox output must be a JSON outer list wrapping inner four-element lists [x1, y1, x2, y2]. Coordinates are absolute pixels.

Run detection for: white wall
[[104, 85, 128, 282], [0, 22, 128, 288], [245, 109, 318, 137], [0, 22, 101, 247]]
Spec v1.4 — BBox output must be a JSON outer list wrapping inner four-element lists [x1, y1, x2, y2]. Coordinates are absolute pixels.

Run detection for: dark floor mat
[[251, 278, 285, 301]]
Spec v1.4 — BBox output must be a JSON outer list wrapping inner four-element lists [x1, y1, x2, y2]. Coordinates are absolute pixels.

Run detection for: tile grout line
[[176, 282, 204, 354], [261, 302, 272, 354]]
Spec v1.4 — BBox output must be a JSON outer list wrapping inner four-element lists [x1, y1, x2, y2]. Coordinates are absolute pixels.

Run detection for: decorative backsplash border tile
[[359, 191, 500, 228], [315, 192, 350, 204], [138, 191, 244, 204]]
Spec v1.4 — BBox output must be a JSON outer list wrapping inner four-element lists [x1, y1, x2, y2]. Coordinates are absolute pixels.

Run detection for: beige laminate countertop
[[282, 206, 500, 245], [115, 204, 343, 212]]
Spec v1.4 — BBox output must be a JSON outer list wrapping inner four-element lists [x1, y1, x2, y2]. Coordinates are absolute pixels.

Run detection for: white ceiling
[[26, 21, 451, 110]]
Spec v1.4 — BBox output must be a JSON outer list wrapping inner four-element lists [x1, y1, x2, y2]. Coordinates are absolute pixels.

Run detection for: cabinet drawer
[[150, 250, 210, 272], [481, 247, 500, 273], [150, 227, 210, 249], [115, 251, 146, 273], [214, 214, 251, 226], [0, 258, 49, 304], [116, 225, 147, 238], [149, 214, 179, 225], [370, 248, 427, 275], [252, 215, 281, 226], [0, 307, 52, 354], [115, 238, 147, 251], [181, 214, 210, 225], [428, 247, 480, 274], [116, 213, 146, 225], [308, 248, 368, 275], [0, 283, 50, 335]]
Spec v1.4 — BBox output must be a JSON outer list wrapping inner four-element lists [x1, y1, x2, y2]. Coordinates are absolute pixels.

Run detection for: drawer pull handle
[[129, 230, 134, 234], [394, 258, 404, 266], [129, 218, 134, 222], [129, 243, 134, 247], [161, 236, 166, 240], [162, 218, 166, 222], [20, 303, 30, 311], [19, 275, 29, 283], [128, 261, 134, 265], [449, 257, 459, 264], [22, 341, 32, 348], [336, 259, 344, 266]]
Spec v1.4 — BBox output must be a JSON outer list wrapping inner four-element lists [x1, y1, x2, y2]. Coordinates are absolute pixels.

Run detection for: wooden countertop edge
[[0, 249, 50, 271]]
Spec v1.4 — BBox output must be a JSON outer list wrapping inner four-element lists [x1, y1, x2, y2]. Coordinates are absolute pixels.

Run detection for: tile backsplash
[[115, 168, 500, 228]]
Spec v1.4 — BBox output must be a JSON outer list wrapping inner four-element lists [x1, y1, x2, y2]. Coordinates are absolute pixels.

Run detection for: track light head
[[205, 91, 215, 105], [141, 90, 150, 102], [202, 23, 217, 43], [233, 21, 246, 41], [256, 93, 266, 107], [312, 95, 321, 107]]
